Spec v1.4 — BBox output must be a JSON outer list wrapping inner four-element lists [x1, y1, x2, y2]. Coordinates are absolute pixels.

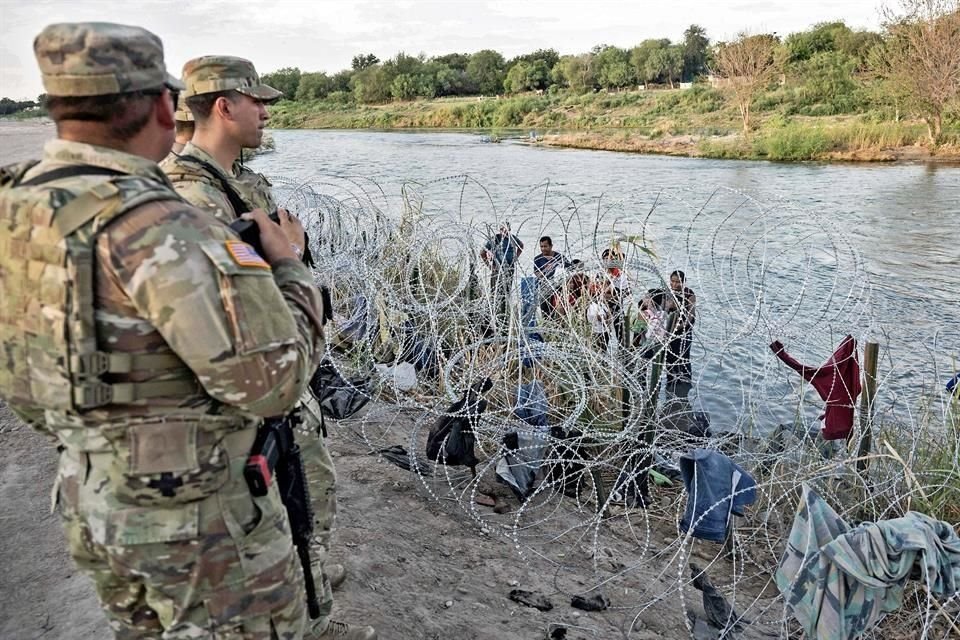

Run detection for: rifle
[[243, 411, 322, 619]]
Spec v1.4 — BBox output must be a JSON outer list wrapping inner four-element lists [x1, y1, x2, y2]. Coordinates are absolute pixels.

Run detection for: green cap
[[34, 22, 183, 97], [181, 55, 281, 101]]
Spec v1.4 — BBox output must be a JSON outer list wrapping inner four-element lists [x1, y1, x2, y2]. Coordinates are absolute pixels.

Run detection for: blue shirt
[[533, 252, 567, 279], [679, 448, 757, 542], [484, 233, 523, 269]]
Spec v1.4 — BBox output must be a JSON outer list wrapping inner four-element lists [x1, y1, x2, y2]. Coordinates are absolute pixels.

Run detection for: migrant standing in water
[[602, 247, 631, 346], [663, 269, 697, 395], [480, 222, 524, 332], [533, 235, 570, 318]]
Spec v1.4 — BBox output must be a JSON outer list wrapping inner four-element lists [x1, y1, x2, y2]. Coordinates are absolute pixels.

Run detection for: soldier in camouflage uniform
[[160, 56, 279, 223], [161, 56, 372, 640], [0, 23, 330, 639], [171, 105, 194, 154]]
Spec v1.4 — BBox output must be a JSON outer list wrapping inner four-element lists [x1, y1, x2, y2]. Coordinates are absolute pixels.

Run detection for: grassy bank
[[268, 87, 960, 162]]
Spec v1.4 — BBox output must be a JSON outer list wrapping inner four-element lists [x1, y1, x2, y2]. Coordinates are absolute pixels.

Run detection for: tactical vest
[[164, 154, 274, 217], [0, 161, 197, 416]]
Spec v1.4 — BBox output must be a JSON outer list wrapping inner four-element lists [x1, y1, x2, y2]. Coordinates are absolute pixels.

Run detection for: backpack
[[426, 377, 493, 468]]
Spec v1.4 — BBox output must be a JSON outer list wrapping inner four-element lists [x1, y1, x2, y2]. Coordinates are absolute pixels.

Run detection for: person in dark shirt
[[480, 222, 523, 332], [662, 269, 697, 395], [533, 236, 569, 317]]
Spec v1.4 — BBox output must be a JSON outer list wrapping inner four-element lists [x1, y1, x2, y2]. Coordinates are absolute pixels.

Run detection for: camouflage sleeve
[[101, 200, 325, 417], [168, 178, 238, 224], [5, 402, 56, 440]]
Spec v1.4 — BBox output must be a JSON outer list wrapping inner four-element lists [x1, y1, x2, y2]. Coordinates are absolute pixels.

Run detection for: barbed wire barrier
[[273, 175, 960, 640]]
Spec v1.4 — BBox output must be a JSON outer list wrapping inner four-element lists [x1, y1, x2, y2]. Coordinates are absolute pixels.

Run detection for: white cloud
[[0, 0, 883, 99]]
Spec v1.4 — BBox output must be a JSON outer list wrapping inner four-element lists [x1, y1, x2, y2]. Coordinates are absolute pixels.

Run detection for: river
[[3, 122, 958, 433], [250, 129, 959, 433]]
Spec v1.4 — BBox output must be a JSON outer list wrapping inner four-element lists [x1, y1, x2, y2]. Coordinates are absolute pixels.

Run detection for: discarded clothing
[[397, 320, 441, 377], [689, 563, 747, 633], [685, 613, 721, 640], [309, 359, 371, 419], [679, 449, 756, 542], [426, 378, 493, 468], [336, 294, 371, 342], [508, 589, 553, 611], [514, 380, 549, 427], [770, 336, 861, 440], [377, 445, 411, 472], [570, 593, 609, 612], [496, 381, 551, 499], [496, 431, 545, 500], [775, 484, 960, 640], [548, 626, 567, 640]]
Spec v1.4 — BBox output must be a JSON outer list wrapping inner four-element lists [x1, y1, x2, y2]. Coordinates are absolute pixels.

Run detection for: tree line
[[256, 1, 957, 143], [2, 2, 956, 144], [0, 97, 42, 116], [263, 25, 712, 104]]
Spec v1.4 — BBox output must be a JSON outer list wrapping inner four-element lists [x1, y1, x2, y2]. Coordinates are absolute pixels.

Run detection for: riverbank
[[265, 89, 960, 163], [7, 92, 959, 163], [537, 128, 960, 162]]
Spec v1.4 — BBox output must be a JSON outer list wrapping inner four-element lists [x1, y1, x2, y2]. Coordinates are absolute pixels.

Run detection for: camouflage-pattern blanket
[[775, 484, 960, 639]]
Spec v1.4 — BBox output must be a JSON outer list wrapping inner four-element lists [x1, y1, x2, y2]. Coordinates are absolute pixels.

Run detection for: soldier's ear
[[156, 88, 176, 129], [215, 95, 234, 120]]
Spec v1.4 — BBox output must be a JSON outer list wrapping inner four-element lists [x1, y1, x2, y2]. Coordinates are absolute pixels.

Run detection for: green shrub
[[753, 122, 832, 160]]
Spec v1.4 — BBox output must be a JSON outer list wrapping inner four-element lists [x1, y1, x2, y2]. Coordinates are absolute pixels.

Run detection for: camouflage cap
[[181, 56, 281, 101], [174, 105, 194, 122], [34, 22, 183, 97]]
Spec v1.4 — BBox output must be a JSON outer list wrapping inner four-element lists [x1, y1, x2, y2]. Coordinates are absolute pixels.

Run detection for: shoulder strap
[[0, 160, 42, 187], [18, 165, 126, 187], [179, 154, 252, 216]]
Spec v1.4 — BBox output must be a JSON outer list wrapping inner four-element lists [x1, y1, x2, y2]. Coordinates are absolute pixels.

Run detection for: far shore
[[533, 130, 960, 163], [4, 115, 960, 165]]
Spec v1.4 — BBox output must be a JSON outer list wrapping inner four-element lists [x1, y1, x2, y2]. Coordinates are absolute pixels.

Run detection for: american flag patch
[[225, 241, 270, 269]]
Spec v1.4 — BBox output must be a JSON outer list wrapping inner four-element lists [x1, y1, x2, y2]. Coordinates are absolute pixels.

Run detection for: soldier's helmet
[[181, 56, 282, 101], [34, 22, 183, 96]]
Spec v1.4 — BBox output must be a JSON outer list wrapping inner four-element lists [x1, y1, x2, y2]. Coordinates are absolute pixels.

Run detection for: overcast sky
[[1, 0, 884, 99]]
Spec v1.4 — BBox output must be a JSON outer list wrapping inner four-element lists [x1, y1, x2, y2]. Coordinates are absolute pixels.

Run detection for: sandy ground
[[1, 398, 793, 640]]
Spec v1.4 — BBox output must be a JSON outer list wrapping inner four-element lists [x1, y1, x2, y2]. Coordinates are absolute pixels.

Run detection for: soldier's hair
[[45, 91, 158, 139], [186, 90, 240, 123]]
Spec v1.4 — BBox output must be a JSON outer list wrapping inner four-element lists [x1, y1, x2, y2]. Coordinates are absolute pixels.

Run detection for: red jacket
[[770, 335, 862, 440]]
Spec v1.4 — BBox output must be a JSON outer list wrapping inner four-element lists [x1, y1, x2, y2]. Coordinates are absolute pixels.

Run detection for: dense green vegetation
[[0, 96, 44, 117], [4, 3, 957, 161], [255, 5, 960, 160]]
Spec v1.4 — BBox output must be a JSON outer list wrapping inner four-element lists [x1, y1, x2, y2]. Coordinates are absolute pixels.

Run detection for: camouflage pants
[[296, 403, 338, 623], [56, 442, 309, 639]]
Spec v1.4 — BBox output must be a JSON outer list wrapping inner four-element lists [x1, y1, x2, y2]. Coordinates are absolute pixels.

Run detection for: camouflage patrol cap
[[174, 105, 194, 122], [34, 22, 183, 97], [181, 56, 282, 101]]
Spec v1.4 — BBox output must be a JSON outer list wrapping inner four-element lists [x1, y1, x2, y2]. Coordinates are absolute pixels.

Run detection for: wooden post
[[856, 342, 880, 472]]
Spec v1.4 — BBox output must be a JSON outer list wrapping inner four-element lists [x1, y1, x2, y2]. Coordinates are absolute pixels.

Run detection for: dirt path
[[1, 402, 667, 640], [3, 397, 785, 640]]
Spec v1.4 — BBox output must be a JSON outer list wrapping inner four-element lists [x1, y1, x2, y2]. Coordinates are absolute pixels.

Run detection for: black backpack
[[426, 378, 493, 468], [308, 360, 370, 420]]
